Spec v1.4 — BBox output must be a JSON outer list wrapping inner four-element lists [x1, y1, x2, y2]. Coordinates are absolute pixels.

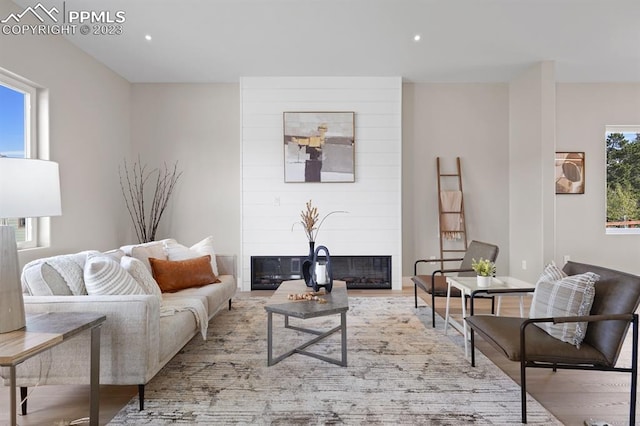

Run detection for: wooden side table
[[0, 312, 106, 426]]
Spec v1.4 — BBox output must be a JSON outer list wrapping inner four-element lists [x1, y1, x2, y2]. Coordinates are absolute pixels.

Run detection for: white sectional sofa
[[0, 237, 236, 411]]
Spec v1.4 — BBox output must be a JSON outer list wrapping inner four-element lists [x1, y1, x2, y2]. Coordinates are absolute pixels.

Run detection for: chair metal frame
[[413, 258, 465, 327], [467, 261, 640, 425], [469, 313, 638, 424], [413, 240, 499, 327]]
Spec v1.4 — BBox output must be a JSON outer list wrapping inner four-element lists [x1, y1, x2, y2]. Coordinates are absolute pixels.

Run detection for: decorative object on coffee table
[[311, 245, 333, 293], [302, 241, 315, 287], [292, 200, 346, 287]]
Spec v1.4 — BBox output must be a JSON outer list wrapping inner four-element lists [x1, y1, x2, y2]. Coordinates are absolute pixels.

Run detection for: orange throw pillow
[[149, 255, 221, 293]]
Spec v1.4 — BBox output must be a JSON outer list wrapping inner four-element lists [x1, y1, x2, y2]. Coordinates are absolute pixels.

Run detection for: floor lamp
[[0, 158, 61, 333]]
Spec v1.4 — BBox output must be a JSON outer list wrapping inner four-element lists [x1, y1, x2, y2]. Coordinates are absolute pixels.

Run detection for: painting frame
[[555, 152, 585, 194], [283, 111, 355, 183]]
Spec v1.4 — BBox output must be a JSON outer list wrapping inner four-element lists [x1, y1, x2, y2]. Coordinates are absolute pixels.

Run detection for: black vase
[[302, 241, 315, 287]]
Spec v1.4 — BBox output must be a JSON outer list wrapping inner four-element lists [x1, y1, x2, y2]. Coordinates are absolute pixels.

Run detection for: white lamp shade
[[0, 158, 61, 219]]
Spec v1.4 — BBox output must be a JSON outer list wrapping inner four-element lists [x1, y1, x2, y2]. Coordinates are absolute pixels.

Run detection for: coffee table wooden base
[[267, 311, 347, 367]]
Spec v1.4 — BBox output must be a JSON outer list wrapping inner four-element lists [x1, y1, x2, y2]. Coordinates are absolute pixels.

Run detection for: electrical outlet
[[563, 255, 570, 264], [274, 196, 280, 206], [521, 260, 527, 270]]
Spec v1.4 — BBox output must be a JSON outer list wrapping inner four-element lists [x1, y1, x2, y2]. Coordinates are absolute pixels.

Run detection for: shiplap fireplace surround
[[240, 77, 402, 291]]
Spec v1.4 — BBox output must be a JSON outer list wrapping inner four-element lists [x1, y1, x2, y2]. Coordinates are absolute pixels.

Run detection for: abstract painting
[[555, 152, 585, 194], [284, 111, 355, 182]]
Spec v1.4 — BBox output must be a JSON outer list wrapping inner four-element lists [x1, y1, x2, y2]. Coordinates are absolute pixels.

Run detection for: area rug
[[108, 296, 561, 425]]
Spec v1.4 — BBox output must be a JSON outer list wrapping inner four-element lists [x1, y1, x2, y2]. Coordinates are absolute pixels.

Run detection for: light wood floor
[[0, 287, 634, 425]]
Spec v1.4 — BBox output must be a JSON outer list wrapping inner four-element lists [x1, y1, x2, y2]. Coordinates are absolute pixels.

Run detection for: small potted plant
[[472, 257, 496, 288]]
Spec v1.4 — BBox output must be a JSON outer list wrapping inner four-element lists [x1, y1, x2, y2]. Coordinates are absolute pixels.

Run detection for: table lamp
[[0, 158, 61, 333]]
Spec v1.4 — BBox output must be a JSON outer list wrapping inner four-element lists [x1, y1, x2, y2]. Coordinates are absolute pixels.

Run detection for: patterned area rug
[[108, 296, 561, 425]]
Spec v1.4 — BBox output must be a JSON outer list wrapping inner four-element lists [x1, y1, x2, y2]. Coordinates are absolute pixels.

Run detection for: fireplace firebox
[[251, 255, 391, 290]]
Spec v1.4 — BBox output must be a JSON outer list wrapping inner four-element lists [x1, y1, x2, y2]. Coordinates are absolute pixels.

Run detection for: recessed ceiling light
[[413, 34, 421, 42], [145, 34, 152, 41]]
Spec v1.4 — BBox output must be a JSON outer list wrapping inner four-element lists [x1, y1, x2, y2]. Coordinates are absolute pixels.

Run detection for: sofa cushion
[[121, 239, 175, 272], [172, 274, 236, 318], [21, 252, 95, 296], [84, 255, 146, 295], [529, 263, 599, 347], [164, 236, 219, 276], [150, 255, 221, 293], [103, 249, 126, 262], [39, 263, 74, 295], [120, 256, 162, 302]]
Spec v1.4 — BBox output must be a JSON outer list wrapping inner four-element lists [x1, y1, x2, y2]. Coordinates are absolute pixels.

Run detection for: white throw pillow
[[126, 241, 170, 272], [164, 236, 219, 276], [84, 254, 146, 295], [103, 248, 126, 262], [120, 256, 162, 302]]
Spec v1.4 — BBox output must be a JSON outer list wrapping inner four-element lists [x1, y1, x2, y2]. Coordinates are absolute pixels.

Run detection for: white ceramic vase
[[476, 275, 492, 288]]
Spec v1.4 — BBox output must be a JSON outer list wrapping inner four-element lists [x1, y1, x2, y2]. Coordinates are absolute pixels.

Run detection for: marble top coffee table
[[265, 279, 348, 367]]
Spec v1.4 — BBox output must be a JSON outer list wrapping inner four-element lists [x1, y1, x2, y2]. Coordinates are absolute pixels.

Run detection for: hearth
[[251, 255, 391, 290]]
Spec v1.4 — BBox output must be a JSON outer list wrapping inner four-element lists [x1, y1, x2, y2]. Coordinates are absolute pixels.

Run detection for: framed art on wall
[[555, 152, 585, 194], [283, 111, 355, 183]]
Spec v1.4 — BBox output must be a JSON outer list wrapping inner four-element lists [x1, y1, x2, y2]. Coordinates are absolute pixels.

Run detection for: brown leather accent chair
[[466, 261, 640, 424], [412, 240, 499, 327]]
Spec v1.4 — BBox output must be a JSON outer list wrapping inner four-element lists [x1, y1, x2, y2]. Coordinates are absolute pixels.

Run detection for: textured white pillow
[[71, 250, 101, 269], [190, 236, 219, 276], [120, 256, 162, 302], [44, 255, 88, 295], [103, 249, 126, 262], [164, 236, 219, 276], [123, 240, 174, 272], [530, 263, 599, 347], [162, 240, 192, 260], [84, 255, 146, 295]]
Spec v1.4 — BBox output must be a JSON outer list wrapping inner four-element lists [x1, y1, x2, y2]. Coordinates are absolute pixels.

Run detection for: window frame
[[605, 125, 640, 235], [0, 70, 39, 249]]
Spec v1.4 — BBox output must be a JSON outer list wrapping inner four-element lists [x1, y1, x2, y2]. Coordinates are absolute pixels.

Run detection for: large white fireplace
[[240, 76, 402, 291]]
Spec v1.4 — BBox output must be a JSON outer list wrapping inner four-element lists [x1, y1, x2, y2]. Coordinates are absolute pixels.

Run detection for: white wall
[[555, 83, 640, 274], [241, 77, 402, 290], [4, 10, 638, 283], [1, 0, 131, 266], [129, 84, 241, 257], [508, 62, 556, 282], [402, 83, 510, 277]]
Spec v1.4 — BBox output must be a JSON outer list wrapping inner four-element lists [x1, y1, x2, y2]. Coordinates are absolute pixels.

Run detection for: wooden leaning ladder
[[436, 157, 468, 268]]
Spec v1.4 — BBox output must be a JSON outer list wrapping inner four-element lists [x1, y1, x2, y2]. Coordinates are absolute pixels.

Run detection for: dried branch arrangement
[[119, 157, 182, 243], [292, 199, 347, 242]]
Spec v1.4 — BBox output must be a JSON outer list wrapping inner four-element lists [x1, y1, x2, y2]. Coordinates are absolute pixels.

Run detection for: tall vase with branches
[[292, 199, 347, 286], [119, 157, 183, 243]]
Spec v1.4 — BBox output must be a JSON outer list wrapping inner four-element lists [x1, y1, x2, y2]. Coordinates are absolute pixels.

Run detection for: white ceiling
[[11, 0, 640, 83]]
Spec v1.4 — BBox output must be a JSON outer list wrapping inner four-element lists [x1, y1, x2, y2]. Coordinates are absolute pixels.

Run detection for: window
[[606, 126, 640, 235], [0, 71, 38, 248]]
